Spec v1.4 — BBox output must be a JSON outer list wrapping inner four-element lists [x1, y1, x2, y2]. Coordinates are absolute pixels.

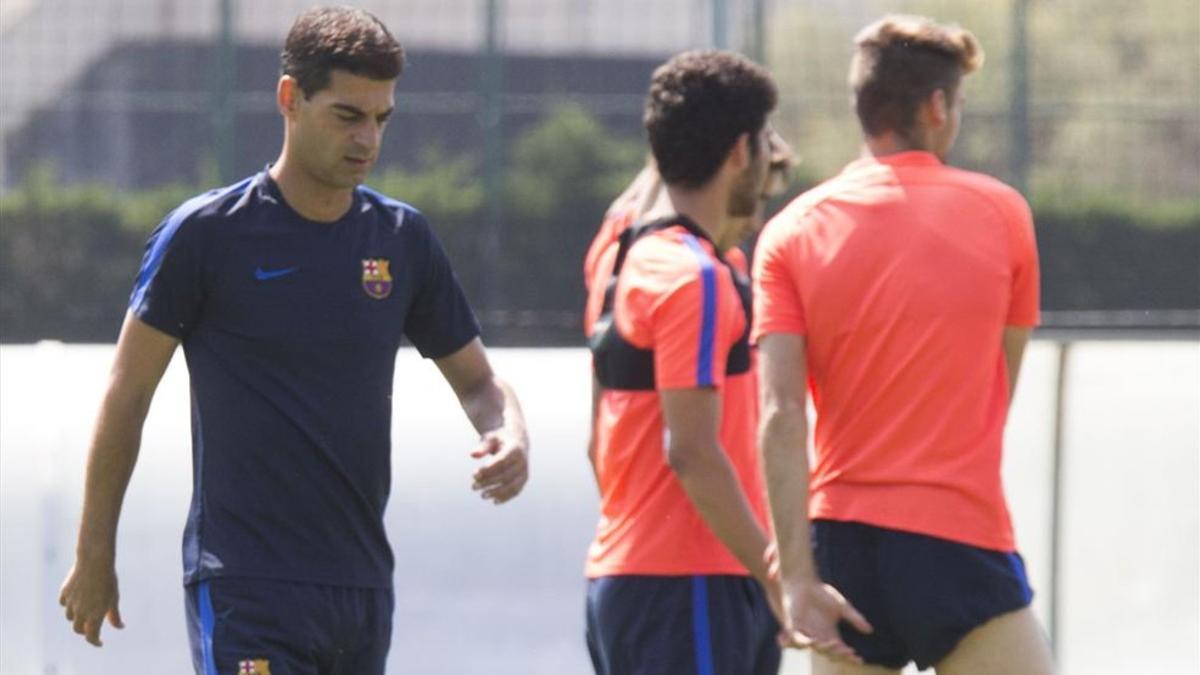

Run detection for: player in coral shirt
[[584, 51, 783, 675], [753, 15, 1053, 675]]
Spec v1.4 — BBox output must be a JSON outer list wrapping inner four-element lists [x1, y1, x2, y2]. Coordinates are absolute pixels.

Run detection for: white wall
[[0, 342, 1197, 673]]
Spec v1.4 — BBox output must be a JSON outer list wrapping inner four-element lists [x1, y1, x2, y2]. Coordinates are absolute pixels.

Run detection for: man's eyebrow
[[332, 103, 394, 121], [331, 103, 366, 117]]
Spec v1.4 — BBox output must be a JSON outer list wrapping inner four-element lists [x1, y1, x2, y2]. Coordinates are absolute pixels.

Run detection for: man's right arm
[[587, 374, 602, 491], [659, 387, 773, 585], [59, 312, 178, 647], [757, 332, 872, 663]]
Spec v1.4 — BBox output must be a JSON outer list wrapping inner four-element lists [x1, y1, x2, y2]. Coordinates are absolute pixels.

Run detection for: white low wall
[[1, 342, 1196, 674]]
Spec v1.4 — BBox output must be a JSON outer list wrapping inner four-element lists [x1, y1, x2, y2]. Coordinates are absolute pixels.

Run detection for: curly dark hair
[[280, 6, 406, 98], [644, 51, 778, 189], [849, 15, 983, 138]]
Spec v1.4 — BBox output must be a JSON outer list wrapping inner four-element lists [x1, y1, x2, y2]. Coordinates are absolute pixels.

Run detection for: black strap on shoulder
[[589, 214, 752, 391]]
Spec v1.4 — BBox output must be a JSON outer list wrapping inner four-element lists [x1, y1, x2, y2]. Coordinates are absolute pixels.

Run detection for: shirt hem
[[584, 563, 750, 579], [183, 567, 394, 590]]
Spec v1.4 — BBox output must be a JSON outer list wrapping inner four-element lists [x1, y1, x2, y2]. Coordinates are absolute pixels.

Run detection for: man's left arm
[[1002, 327, 1032, 403], [434, 337, 529, 504]]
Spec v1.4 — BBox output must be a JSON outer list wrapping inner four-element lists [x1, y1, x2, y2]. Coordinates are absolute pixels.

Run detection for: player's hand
[[470, 428, 529, 504], [59, 555, 125, 647], [779, 577, 872, 664]]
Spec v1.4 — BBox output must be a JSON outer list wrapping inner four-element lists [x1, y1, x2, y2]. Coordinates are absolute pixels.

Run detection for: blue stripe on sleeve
[[691, 576, 715, 675], [682, 235, 717, 387], [198, 581, 219, 675], [129, 177, 254, 311]]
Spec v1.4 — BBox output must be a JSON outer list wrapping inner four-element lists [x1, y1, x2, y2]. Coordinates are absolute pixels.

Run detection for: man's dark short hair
[[644, 51, 778, 189], [281, 6, 406, 98], [849, 15, 983, 138]]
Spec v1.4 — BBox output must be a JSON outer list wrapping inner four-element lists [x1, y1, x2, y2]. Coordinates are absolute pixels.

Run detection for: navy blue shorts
[[586, 575, 781, 675], [185, 577, 393, 675], [812, 519, 1034, 670]]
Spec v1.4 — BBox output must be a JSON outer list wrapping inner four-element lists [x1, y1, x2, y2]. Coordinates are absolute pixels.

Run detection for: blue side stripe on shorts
[[1004, 552, 1034, 605], [198, 581, 218, 675], [681, 235, 717, 387], [691, 576, 715, 675]]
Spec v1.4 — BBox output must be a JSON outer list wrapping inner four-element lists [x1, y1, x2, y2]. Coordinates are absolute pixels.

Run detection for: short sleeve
[[1005, 194, 1040, 327], [751, 215, 806, 341], [404, 216, 481, 359], [651, 236, 740, 391], [129, 209, 207, 338]]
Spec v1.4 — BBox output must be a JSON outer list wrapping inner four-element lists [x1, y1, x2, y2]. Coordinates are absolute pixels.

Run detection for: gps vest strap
[[589, 214, 752, 391]]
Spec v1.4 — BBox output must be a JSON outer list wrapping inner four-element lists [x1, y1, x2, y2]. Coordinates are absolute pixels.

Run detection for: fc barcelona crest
[[238, 659, 271, 675], [362, 258, 393, 299]]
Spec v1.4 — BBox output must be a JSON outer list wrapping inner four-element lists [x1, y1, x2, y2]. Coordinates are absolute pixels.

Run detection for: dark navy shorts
[[812, 519, 1034, 670], [185, 577, 393, 675], [586, 574, 781, 675]]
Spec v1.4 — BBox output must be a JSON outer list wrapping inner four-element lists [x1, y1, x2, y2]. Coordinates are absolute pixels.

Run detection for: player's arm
[[587, 374, 602, 491], [59, 312, 179, 647], [434, 337, 529, 504], [659, 387, 773, 584], [1003, 326, 1032, 403], [757, 333, 872, 662]]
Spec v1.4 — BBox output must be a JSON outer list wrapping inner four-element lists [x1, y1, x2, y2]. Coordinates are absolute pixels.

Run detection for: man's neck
[[269, 156, 355, 223], [664, 185, 729, 248], [862, 130, 933, 159]]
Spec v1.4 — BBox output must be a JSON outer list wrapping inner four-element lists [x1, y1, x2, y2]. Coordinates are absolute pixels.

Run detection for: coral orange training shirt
[[585, 224, 767, 577], [751, 151, 1040, 552]]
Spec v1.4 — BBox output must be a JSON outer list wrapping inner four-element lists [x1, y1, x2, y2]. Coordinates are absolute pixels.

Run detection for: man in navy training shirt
[[58, 7, 530, 674]]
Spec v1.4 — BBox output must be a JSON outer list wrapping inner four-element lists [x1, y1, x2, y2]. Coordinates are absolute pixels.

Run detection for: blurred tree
[[501, 102, 642, 315]]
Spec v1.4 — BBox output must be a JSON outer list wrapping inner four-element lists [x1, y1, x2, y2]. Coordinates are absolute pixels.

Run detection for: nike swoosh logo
[[254, 266, 299, 281]]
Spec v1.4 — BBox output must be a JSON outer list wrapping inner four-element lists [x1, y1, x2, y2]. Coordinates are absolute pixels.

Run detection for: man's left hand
[[470, 430, 529, 504]]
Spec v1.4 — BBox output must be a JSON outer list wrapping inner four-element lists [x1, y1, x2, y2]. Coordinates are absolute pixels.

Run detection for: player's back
[[754, 150, 1039, 551]]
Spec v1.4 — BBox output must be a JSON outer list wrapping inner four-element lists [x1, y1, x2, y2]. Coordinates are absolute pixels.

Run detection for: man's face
[[287, 70, 396, 189], [727, 126, 771, 218]]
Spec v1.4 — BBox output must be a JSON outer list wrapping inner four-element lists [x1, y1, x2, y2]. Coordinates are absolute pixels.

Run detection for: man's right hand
[[779, 577, 873, 664], [59, 556, 124, 647]]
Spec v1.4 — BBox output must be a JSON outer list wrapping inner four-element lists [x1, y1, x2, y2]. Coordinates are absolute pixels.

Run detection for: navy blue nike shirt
[[130, 170, 480, 588]]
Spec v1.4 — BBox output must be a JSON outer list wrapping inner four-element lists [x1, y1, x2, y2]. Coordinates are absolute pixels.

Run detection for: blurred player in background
[[58, 7, 529, 674], [753, 14, 1052, 674], [583, 50, 785, 675]]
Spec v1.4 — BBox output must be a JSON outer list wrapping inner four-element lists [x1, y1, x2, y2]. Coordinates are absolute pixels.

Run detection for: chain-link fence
[[2, 0, 1197, 343]]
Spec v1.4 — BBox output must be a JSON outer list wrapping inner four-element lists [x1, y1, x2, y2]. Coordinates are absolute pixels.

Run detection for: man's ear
[[277, 76, 299, 117], [728, 132, 752, 172], [927, 88, 949, 128]]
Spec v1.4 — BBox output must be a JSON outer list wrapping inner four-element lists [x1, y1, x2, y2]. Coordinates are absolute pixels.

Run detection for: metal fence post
[[748, 0, 766, 63], [480, 0, 504, 310], [1009, 0, 1031, 195], [1049, 339, 1071, 657], [214, 0, 237, 185], [712, 0, 729, 49]]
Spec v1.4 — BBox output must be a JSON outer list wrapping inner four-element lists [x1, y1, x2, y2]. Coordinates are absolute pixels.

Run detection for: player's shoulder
[[937, 165, 1031, 221], [621, 224, 724, 302], [757, 176, 847, 247], [152, 173, 262, 243], [354, 184, 433, 236], [629, 224, 718, 272]]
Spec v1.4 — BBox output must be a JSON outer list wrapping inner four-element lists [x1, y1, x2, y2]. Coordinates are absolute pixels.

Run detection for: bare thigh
[[812, 653, 902, 675], [935, 607, 1055, 675]]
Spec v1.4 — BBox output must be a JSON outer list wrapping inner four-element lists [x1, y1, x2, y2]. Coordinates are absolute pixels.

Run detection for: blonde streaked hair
[[849, 15, 983, 137]]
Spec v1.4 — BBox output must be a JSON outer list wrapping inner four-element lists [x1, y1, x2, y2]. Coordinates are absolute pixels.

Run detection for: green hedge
[[1034, 198, 1200, 311], [2, 110, 1197, 344]]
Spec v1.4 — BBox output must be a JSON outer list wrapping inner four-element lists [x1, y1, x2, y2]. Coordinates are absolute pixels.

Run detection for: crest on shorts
[[361, 258, 393, 299], [238, 659, 271, 675]]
